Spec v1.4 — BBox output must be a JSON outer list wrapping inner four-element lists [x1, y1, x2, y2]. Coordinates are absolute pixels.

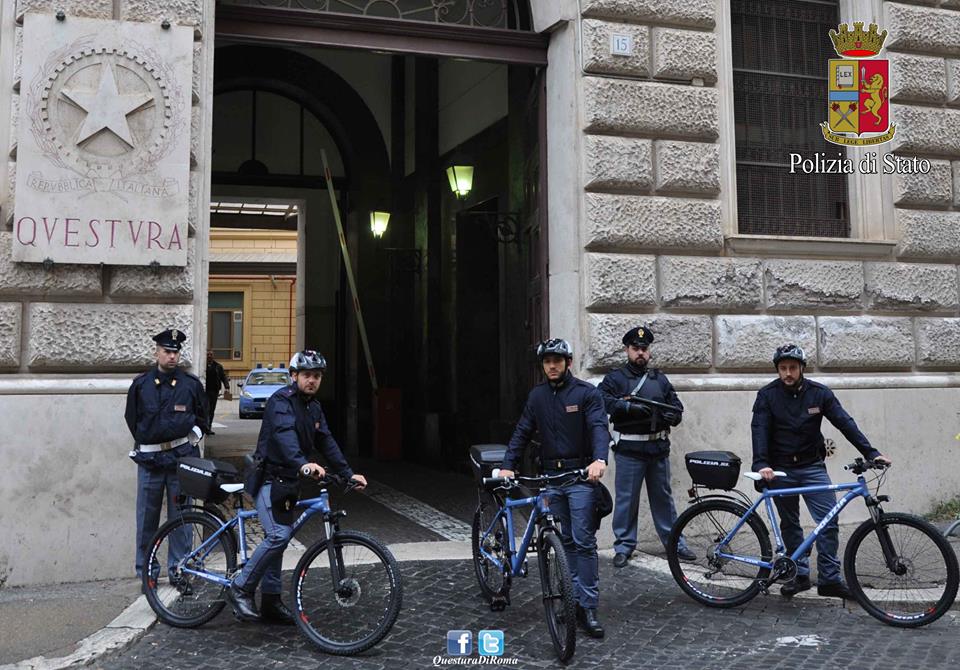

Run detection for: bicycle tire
[[844, 512, 959, 628], [292, 530, 403, 655], [472, 503, 511, 602], [143, 511, 237, 628], [667, 499, 772, 608], [537, 530, 576, 663]]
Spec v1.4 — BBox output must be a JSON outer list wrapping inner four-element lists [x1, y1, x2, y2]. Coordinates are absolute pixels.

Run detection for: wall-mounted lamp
[[370, 210, 391, 238], [446, 165, 474, 200]]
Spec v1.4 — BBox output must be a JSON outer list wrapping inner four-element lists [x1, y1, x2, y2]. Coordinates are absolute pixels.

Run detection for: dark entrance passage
[[210, 4, 548, 474]]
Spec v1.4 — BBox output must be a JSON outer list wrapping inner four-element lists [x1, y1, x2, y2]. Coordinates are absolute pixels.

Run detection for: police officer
[[204, 351, 229, 434], [225, 350, 367, 624], [598, 326, 695, 568], [498, 338, 609, 639], [752, 344, 892, 598], [125, 328, 209, 580]]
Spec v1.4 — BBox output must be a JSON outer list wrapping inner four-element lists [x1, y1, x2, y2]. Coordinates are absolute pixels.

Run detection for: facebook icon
[[478, 630, 504, 656], [446, 630, 472, 656]]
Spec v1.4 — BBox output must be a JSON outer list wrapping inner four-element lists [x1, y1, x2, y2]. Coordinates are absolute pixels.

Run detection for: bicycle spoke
[[668, 501, 770, 607], [295, 533, 402, 654], [847, 514, 958, 627], [143, 512, 234, 628]]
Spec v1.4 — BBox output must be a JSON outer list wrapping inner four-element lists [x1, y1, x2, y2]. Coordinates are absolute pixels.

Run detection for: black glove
[[625, 401, 653, 420], [661, 410, 681, 427]]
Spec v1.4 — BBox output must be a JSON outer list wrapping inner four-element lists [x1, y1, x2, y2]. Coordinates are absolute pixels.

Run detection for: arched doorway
[[209, 2, 549, 471]]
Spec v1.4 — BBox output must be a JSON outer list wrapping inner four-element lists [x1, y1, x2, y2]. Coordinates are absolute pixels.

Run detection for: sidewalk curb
[[0, 594, 157, 670], [0, 541, 472, 670]]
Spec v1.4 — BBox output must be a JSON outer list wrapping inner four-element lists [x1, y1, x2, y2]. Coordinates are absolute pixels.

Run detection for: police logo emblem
[[822, 22, 896, 146]]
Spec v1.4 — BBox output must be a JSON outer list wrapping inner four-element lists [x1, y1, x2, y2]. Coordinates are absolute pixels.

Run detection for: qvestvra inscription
[[12, 14, 192, 266]]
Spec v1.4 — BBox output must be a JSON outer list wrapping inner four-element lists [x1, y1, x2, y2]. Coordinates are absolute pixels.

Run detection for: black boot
[[261, 592, 296, 625], [225, 584, 261, 622], [582, 608, 605, 639], [780, 575, 812, 598], [576, 604, 605, 639]]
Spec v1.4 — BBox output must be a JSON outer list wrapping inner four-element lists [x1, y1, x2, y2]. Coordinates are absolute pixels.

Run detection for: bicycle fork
[[866, 498, 906, 575], [324, 514, 350, 594]]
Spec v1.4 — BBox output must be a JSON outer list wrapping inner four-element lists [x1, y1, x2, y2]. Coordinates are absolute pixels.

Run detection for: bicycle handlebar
[[303, 472, 360, 492], [482, 468, 588, 489], [843, 457, 889, 474]]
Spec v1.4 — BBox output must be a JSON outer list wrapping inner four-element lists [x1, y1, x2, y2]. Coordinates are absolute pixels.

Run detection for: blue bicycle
[[471, 452, 583, 662], [666, 455, 959, 628], [143, 461, 402, 655]]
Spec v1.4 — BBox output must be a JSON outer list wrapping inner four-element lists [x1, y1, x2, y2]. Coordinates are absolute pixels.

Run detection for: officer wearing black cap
[[125, 328, 209, 580], [598, 325, 695, 568]]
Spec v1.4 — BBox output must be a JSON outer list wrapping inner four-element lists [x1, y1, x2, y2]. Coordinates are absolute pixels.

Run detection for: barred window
[[732, 0, 849, 238]]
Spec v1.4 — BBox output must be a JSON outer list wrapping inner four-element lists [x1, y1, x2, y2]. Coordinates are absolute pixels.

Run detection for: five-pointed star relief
[[60, 62, 155, 148]]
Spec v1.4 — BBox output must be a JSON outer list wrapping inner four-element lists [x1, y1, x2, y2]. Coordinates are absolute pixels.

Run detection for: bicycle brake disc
[[335, 578, 362, 607]]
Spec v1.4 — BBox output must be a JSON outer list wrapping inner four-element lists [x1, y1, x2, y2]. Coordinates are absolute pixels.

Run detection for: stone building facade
[[1, 0, 959, 585]]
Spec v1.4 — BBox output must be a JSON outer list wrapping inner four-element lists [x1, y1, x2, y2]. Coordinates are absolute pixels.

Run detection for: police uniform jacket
[[125, 366, 209, 445], [751, 378, 880, 471], [255, 383, 353, 480], [598, 364, 682, 458], [502, 371, 610, 472]]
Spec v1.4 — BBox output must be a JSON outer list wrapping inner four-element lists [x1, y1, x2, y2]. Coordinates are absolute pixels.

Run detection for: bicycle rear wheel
[[472, 497, 511, 602], [537, 530, 575, 663], [844, 512, 959, 628], [293, 530, 403, 655], [143, 511, 236, 628], [667, 499, 772, 608]]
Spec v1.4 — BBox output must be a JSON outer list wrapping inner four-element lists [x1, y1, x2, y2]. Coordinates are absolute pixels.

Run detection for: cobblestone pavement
[[103, 557, 960, 670]]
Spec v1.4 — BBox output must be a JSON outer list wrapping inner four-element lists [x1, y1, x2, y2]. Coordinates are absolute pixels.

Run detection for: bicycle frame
[[478, 491, 552, 577], [714, 476, 874, 571], [176, 489, 338, 587]]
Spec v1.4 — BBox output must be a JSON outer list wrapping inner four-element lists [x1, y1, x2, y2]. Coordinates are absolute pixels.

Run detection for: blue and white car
[[238, 366, 291, 419]]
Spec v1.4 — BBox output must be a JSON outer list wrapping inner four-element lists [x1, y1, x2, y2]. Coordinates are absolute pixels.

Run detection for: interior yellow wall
[[209, 228, 297, 379]]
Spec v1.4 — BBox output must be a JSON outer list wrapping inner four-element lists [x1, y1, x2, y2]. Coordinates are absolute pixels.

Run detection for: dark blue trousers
[[233, 483, 292, 595], [546, 481, 600, 609], [769, 463, 843, 585], [135, 465, 191, 577], [612, 450, 688, 555]]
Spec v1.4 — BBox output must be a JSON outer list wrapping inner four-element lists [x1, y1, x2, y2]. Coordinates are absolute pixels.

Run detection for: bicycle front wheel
[[667, 499, 772, 608], [293, 530, 403, 655], [537, 530, 575, 663], [844, 512, 959, 628], [143, 511, 236, 628]]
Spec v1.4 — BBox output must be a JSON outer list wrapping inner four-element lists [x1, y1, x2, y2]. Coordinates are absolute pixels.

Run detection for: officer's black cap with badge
[[153, 328, 187, 352], [622, 325, 654, 348]]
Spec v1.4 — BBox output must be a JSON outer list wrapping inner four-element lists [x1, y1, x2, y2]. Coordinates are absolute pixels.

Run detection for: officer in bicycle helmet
[[752, 344, 891, 599], [499, 338, 610, 639], [598, 325, 694, 569], [226, 349, 367, 624]]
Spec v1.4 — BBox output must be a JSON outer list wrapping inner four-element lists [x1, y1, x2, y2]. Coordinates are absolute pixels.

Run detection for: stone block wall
[[577, 1, 960, 375], [0, 0, 210, 373]]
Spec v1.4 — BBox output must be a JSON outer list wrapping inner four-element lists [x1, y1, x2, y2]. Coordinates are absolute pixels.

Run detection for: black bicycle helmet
[[289, 349, 327, 372], [773, 344, 807, 367], [536, 338, 573, 361]]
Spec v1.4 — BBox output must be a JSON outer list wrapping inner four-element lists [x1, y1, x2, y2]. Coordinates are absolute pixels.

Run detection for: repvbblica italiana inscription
[[12, 14, 192, 266]]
